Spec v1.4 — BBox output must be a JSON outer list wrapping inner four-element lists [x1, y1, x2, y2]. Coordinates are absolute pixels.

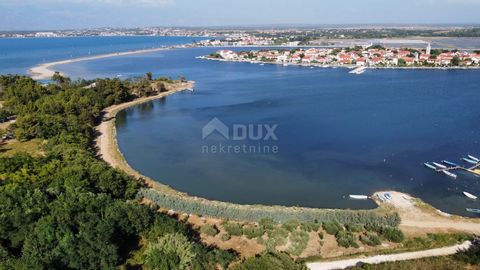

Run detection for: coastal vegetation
[[138, 188, 401, 225], [0, 74, 248, 269], [1, 73, 473, 268]]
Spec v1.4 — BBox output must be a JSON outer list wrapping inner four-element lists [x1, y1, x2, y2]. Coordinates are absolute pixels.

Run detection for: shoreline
[[28, 44, 192, 80], [28, 44, 480, 81], [93, 81, 480, 232], [199, 56, 480, 71]]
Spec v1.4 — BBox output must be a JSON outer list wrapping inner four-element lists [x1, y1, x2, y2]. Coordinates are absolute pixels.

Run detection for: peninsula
[[202, 45, 480, 69]]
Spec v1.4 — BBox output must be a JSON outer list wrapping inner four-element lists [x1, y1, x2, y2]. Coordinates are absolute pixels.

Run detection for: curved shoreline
[[28, 45, 190, 80], [94, 81, 480, 232]]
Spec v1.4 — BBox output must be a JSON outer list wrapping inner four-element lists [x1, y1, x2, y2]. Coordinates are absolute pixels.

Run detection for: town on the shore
[[203, 44, 480, 68]]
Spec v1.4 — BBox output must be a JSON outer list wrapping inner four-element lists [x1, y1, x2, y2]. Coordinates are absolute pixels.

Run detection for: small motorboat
[[349, 195, 369, 200], [433, 162, 447, 169], [466, 208, 480, 214], [442, 160, 458, 167], [468, 155, 480, 162], [463, 192, 478, 200], [424, 163, 437, 170], [463, 158, 478, 165], [384, 193, 392, 200], [442, 170, 457, 179]]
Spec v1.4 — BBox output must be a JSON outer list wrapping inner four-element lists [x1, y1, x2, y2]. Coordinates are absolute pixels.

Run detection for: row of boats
[[424, 154, 480, 179], [425, 155, 479, 214]]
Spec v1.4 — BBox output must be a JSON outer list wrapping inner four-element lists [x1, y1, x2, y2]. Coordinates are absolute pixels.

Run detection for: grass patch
[[287, 230, 310, 256], [243, 226, 265, 239], [0, 139, 44, 157], [223, 222, 243, 236], [403, 233, 472, 251], [200, 224, 219, 236]]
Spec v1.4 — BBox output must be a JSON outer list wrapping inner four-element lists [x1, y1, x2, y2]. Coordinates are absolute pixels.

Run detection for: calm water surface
[[56, 48, 480, 216], [1, 39, 479, 216]]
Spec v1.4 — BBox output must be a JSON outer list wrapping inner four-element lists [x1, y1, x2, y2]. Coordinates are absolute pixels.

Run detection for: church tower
[[426, 43, 431, 55]]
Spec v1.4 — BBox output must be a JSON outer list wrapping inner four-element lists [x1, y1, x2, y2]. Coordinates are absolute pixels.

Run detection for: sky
[[0, 0, 479, 30]]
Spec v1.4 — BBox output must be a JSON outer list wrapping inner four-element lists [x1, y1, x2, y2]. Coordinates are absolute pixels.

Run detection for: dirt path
[[307, 240, 472, 270]]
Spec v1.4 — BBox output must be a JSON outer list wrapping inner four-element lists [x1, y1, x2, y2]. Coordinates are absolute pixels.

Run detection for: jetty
[[424, 154, 480, 178]]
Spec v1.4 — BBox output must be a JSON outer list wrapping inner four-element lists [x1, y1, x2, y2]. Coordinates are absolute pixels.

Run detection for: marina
[[424, 153, 480, 178]]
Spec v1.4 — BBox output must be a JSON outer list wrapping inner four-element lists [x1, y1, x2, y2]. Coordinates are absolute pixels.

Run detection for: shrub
[[282, 220, 300, 232], [360, 232, 382, 246], [364, 223, 405, 243], [221, 233, 231, 241], [322, 221, 343, 235], [265, 227, 289, 250], [346, 223, 364, 233], [243, 226, 265, 239], [287, 230, 310, 256], [259, 218, 276, 230], [223, 223, 243, 236], [335, 231, 359, 248], [143, 233, 195, 270], [381, 226, 405, 243], [455, 243, 480, 265], [200, 224, 219, 236], [300, 221, 321, 232], [231, 252, 307, 270]]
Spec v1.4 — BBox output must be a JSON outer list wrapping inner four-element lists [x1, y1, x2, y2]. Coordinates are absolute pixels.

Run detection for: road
[[307, 241, 472, 270]]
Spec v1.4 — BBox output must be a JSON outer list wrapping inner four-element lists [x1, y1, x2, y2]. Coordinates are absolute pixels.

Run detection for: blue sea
[[1, 37, 479, 216]]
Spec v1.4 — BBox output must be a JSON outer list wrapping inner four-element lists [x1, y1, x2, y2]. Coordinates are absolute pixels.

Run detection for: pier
[[426, 156, 480, 177]]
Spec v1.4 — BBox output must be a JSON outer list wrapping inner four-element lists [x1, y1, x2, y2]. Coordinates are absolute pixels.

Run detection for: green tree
[[143, 233, 195, 270]]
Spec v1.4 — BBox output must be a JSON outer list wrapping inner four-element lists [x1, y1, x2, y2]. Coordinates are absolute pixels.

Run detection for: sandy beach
[[29, 46, 179, 80]]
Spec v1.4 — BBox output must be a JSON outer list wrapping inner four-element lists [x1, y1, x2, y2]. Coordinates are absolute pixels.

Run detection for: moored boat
[[442, 160, 458, 167], [463, 158, 478, 164], [432, 162, 447, 169], [442, 170, 457, 179], [468, 155, 480, 162], [424, 163, 437, 170], [463, 191, 477, 200], [466, 208, 480, 214], [349, 195, 369, 200]]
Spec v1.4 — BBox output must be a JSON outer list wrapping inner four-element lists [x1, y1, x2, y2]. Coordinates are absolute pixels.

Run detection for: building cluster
[[0, 28, 220, 38], [213, 45, 480, 67], [198, 35, 275, 47]]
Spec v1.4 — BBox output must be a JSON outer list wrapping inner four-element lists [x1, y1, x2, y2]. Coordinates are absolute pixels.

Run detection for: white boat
[[468, 155, 480, 162], [466, 208, 480, 214], [349, 195, 369, 200], [463, 192, 477, 200], [442, 170, 457, 179], [424, 163, 437, 170], [432, 162, 447, 169], [349, 66, 366, 74]]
